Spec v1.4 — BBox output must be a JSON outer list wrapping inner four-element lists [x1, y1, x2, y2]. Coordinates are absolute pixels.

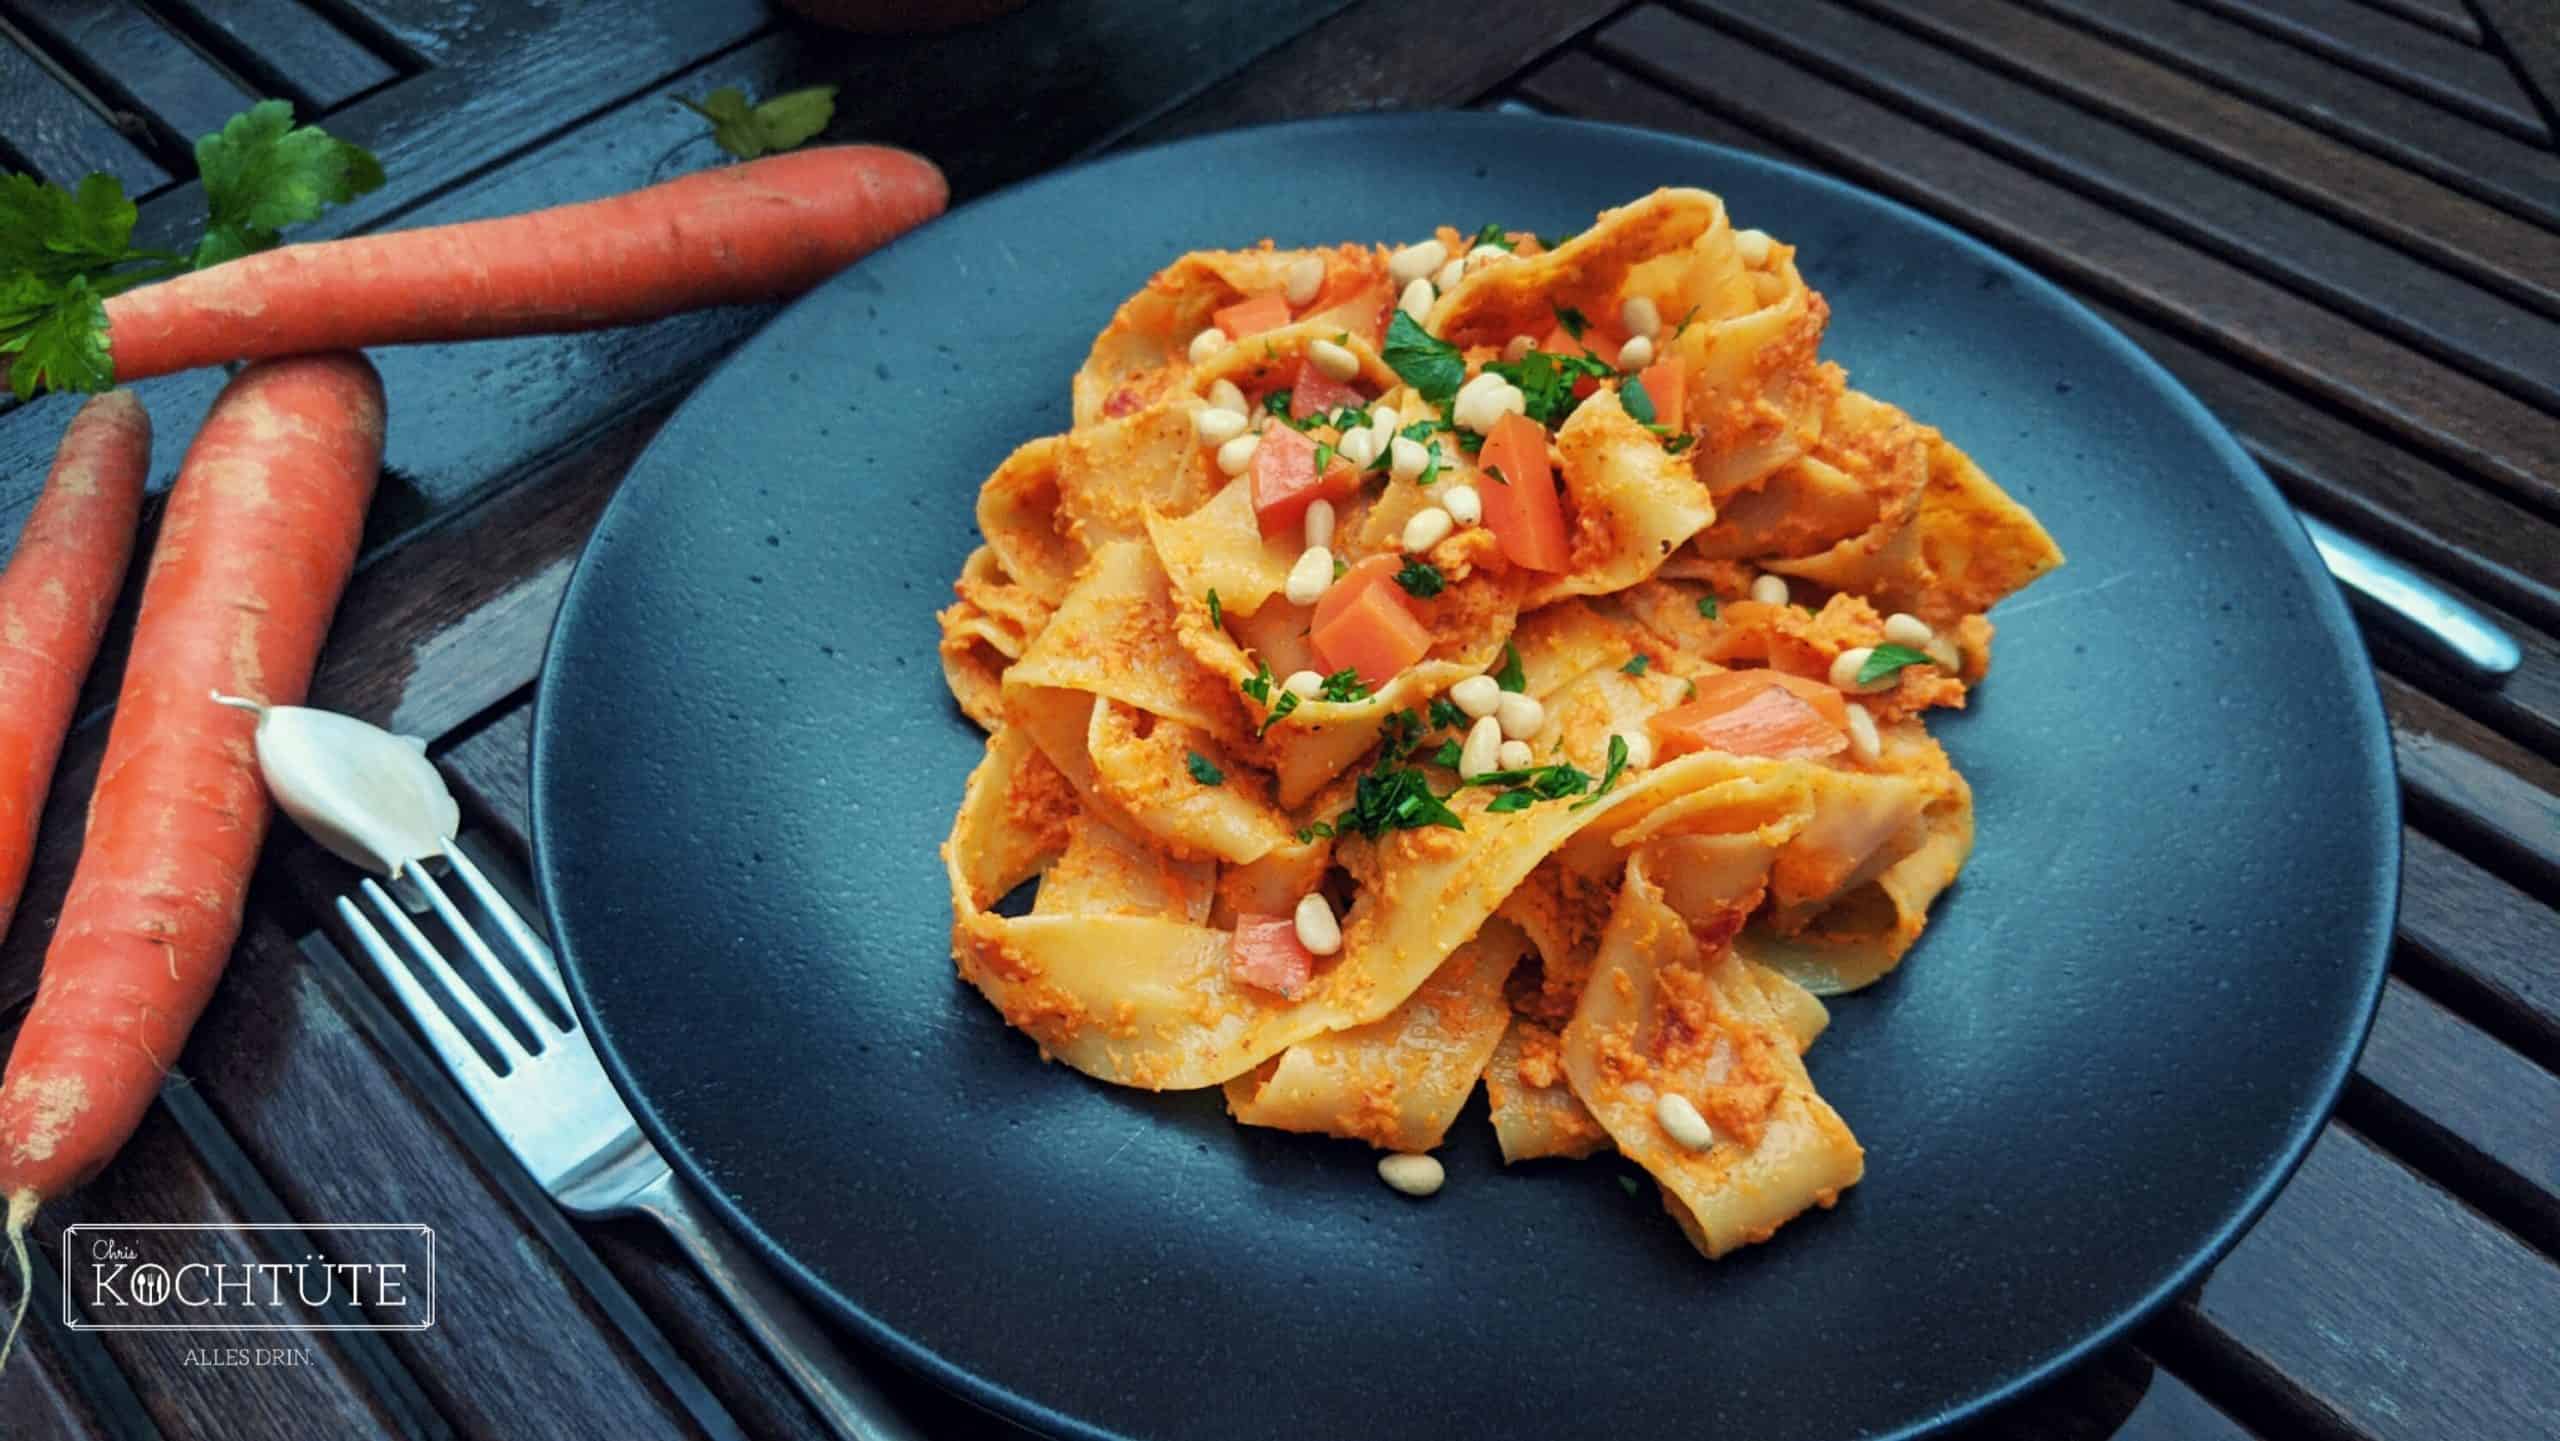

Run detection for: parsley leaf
[[1621, 654, 1651, 676], [1394, 558, 1444, 598], [1185, 751, 1225, 786], [677, 84, 839, 162], [1399, 417, 1450, 442], [1332, 555, 1349, 580], [1570, 734, 1631, 810], [192, 100, 386, 269], [1334, 762, 1463, 839], [1383, 310, 1466, 409], [1427, 696, 1467, 730], [1663, 433, 1698, 455], [1486, 790, 1537, 813], [1620, 373, 1657, 426], [1552, 303, 1588, 340], [1265, 388, 1294, 418], [1258, 690, 1300, 738], [1858, 643, 1935, 687], [1485, 347, 1614, 429], [1, 278, 109, 401], [1206, 589, 1222, 628], [0, 173, 137, 283], [1494, 640, 1527, 693], [1317, 668, 1372, 704], [1430, 738, 1464, 769], [1463, 761, 1590, 800], [1379, 709, 1429, 759], [1241, 659, 1274, 705], [1697, 595, 1719, 619], [1470, 222, 1514, 252]]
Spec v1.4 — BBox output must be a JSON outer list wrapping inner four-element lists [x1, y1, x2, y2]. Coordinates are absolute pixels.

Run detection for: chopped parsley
[[1379, 708, 1430, 758], [1621, 654, 1651, 676], [1621, 373, 1658, 425], [1663, 433, 1698, 455], [1295, 821, 1337, 843], [1312, 439, 1336, 472], [1464, 756, 1594, 814], [1553, 303, 1588, 339], [1335, 761, 1464, 838], [1494, 640, 1527, 693], [1317, 668, 1373, 704], [1399, 417, 1450, 442], [1858, 643, 1936, 687], [1383, 310, 1466, 409], [1430, 738, 1464, 769], [1470, 222, 1514, 252], [1427, 696, 1467, 731], [1333, 555, 1349, 580], [1259, 691, 1300, 737], [1185, 751, 1225, 786], [1242, 659, 1300, 738], [1206, 588, 1222, 628], [1616, 1174, 1643, 1198], [1394, 558, 1445, 598], [1697, 595, 1719, 620], [1485, 347, 1614, 429], [1570, 734, 1632, 810], [1486, 790, 1537, 814], [1264, 388, 1293, 418]]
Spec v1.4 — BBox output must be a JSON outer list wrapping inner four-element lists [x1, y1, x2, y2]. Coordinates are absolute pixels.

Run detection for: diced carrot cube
[[1310, 579, 1433, 688], [1231, 914, 1317, 998], [1250, 423, 1360, 537], [1638, 355, 1686, 432], [1214, 292, 1293, 340], [1288, 358, 1365, 419], [1476, 413, 1570, 572], [1650, 679, 1848, 761]]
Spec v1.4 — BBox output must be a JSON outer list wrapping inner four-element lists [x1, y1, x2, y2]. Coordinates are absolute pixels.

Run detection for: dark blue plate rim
[[529, 110, 2399, 1441]]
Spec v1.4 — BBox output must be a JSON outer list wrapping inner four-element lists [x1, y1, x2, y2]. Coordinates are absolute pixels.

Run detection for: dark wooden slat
[[2086, 303, 2560, 630], [2475, 0, 2560, 136], [2397, 827, 2560, 1069], [0, 25, 168, 191], [2382, 670, 2560, 894], [440, 704, 534, 855], [2356, 0, 2483, 42], [1868, 0, 2560, 319], [1138, 0, 1627, 142], [14, 1241, 161, 1441], [147, 0, 397, 113], [0, 1319, 124, 1441], [1592, 7, 2560, 518], [16, 1094, 404, 1439], [2355, 580, 2560, 765], [2025, 0, 2560, 232], [1678, 0, 2560, 417], [0, 1, 257, 165], [2189, 0, 2550, 141], [2166, 1126, 2560, 1441], [1960, 1346, 2262, 1439], [2349, 980, 2560, 1256], [186, 922, 722, 1440]]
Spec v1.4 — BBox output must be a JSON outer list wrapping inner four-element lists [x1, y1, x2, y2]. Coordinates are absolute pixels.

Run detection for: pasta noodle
[[936, 190, 2061, 1258]]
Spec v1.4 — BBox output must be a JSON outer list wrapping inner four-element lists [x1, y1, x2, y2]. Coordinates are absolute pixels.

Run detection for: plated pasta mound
[[936, 189, 2062, 1258]]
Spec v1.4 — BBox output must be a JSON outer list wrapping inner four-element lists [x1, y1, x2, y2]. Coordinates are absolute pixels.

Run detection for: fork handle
[[632, 1170, 928, 1441]]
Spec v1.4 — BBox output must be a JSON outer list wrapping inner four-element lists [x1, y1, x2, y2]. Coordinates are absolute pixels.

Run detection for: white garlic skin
[[219, 696, 458, 876]]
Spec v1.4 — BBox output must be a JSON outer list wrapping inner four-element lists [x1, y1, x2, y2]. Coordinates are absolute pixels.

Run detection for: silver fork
[[335, 844, 923, 1441]]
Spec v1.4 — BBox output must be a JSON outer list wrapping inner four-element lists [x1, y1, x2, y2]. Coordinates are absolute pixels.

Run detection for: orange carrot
[[102, 146, 947, 382], [0, 394, 151, 940], [0, 354, 382, 1355], [1477, 413, 1570, 572]]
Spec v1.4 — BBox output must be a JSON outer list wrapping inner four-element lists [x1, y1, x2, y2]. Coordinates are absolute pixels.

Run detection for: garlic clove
[[214, 694, 458, 877]]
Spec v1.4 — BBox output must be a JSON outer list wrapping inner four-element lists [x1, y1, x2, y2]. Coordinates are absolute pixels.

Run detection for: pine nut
[[1304, 498, 1336, 550], [1497, 739, 1534, 770], [1831, 646, 1890, 694], [1207, 378, 1248, 415], [1284, 255, 1325, 307], [1378, 1153, 1444, 1196], [1655, 1092, 1714, 1151], [1459, 715, 1504, 778], [1336, 428, 1380, 470], [1293, 892, 1343, 956], [1620, 295, 1662, 339], [1749, 573, 1790, 606], [1284, 546, 1334, 606], [1495, 692, 1544, 741], [1434, 257, 1464, 292], [1217, 431, 1260, 477], [1367, 405, 1399, 452], [1466, 244, 1509, 269], [1450, 675, 1502, 718], [1732, 228, 1773, 266], [1188, 327, 1228, 364], [1844, 702, 1881, 764], [1441, 483, 1482, 526], [1926, 635, 1961, 672], [1389, 435, 1431, 483], [1194, 407, 1247, 445], [1309, 338, 1360, 383], [1389, 240, 1449, 286], [1402, 506, 1454, 554], [1613, 730, 1654, 771], [1883, 612, 1934, 648], [1283, 669, 1324, 700], [1617, 334, 1656, 370], [1504, 334, 1536, 362], [1398, 277, 1435, 321]]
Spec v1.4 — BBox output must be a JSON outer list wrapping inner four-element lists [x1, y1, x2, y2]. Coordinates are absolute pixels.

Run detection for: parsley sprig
[[1185, 751, 1226, 786], [1394, 558, 1444, 598], [677, 85, 838, 161], [1316, 668, 1373, 704], [1858, 643, 1935, 687], [1241, 659, 1301, 738], [1383, 311, 1465, 410], [1485, 346, 1614, 429], [2, 101, 383, 398]]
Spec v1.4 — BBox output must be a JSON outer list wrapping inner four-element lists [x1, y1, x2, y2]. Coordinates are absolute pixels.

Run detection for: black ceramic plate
[[530, 114, 2396, 1441]]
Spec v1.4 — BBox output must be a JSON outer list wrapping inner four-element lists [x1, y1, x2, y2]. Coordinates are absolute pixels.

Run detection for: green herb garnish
[[1570, 734, 1631, 810], [1317, 668, 1373, 704], [1494, 640, 1526, 693], [1383, 310, 1466, 409], [1621, 373, 1657, 425], [1185, 751, 1225, 786], [1395, 558, 1445, 598], [1697, 595, 1719, 619], [1858, 643, 1935, 687], [1485, 347, 1615, 429], [1470, 222, 1514, 252], [1206, 588, 1222, 628], [1334, 762, 1464, 838], [1430, 738, 1464, 769], [679, 84, 838, 162], [1265, 388, 1294, 418], [1621, 654, 1651, 676], [1663, 434, 1697, 454], [1428, 696, 1467, 731]]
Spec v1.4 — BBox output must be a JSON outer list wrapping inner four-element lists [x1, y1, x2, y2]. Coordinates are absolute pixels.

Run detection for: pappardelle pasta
[[937, 189, 2062, 1258]]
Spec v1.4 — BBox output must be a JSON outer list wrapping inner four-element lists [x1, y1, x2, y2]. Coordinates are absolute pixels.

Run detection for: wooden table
[[3, 2, 2556, 1436]]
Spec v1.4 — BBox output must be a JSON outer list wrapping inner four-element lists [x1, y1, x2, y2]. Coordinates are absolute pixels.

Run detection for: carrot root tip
[[0, 1189, 35, 1374]]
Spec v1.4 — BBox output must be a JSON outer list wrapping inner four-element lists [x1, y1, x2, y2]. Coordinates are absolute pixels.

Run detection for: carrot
[[1231, 914, 1317, 998], [1477, 413, 1570, 572], [1285, 358, 1364, 420], [1638, 355, 1687, 432], [1250, 422, 1359, 537], [101, 146, 947, 382], [1310, 554, 1405, 634], [0, 354, 382, 1359], [1650, 679, 1848, 762], [1211, 292, 1292, 342], [1311, 581, 1432, 689], [0, 394, 151, 941]]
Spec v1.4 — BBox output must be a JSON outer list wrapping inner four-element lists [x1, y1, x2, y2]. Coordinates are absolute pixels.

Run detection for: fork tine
[[437, 842, 574, 1021], [336, 892, 521, 1086], [351, 878, 532, 1071], [405, 857, 564, 1039]]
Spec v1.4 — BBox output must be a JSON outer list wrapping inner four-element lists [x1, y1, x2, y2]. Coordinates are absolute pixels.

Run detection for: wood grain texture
[[2349, 979, 2560, 1256], [2396, 827, 2560, 1068], [2474, 0, 2560, 134], [145, 0, 397, 112], [2024, 0, 2560, 231], [2357, 0, 2482, 42], [0, 0, 257, 167], [1863, 0, 2560, 318], [2382, 671, 2560, 893], [2187, 0, 2549, 140], [0, 26, 168, 192], [1597, 6, 2560, 517]]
